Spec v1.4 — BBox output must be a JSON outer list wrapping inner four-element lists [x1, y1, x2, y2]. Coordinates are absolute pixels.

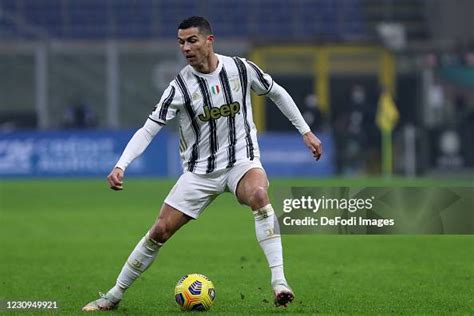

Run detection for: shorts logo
[[199, 102, 241, 122]]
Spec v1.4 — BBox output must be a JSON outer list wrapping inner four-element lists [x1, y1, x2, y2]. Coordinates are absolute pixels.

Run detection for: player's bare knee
[[250, 186, 269, 210], [149, 222, 172, 243]]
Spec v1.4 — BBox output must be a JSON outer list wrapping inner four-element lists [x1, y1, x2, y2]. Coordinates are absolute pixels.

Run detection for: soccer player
[[82, 16, 322, 311]]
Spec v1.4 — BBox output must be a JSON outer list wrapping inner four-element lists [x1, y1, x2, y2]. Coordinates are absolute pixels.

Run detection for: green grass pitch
[[0, 178, 473, 315]]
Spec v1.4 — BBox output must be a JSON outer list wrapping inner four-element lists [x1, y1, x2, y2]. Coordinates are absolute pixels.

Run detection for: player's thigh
[[164, 171, 223, 219], [236, 168, 269, 205], [227, 160, 269, 206]]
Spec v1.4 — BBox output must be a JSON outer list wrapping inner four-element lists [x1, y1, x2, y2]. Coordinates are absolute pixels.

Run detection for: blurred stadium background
[[0, 0, 473, 179], [1, 2, 473, 314]]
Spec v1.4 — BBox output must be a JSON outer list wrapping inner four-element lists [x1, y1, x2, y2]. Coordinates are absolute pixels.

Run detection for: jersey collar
[[189, 54, 223, 78]]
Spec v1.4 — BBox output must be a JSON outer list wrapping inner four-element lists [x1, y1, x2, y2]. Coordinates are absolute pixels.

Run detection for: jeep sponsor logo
[[198, 102, 241, 122]]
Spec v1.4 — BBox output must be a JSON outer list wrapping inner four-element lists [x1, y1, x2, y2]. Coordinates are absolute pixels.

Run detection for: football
[[174, 273, 216, 311]]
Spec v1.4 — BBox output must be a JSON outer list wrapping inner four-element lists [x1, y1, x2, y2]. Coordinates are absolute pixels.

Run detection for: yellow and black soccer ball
[[174, 273, 216, 311]]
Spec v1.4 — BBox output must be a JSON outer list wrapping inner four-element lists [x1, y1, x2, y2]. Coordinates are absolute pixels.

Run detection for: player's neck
[[193, 52, 219, 74]]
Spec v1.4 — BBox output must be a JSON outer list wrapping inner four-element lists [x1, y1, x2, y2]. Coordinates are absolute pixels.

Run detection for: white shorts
[[164, 159, 265, 219]]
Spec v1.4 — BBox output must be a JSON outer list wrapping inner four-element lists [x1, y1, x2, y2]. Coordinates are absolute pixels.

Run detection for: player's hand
[[303, 131, 322, 161], [107, 167, 124, 191]]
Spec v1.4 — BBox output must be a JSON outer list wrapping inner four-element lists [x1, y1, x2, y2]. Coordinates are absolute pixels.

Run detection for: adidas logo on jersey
[[192, 91, 202, 101], [198, 102, 241, 122]]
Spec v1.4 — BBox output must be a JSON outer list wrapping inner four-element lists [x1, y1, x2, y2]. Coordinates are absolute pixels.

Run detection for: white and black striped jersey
[[115, 53, 310, 173], [148, 54, 275, 174]]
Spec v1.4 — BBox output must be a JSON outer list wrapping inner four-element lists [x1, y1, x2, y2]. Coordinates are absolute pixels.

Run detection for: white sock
[[253, 204, 287, 286], [270, 265, 285, 286], [107, 285, 124, 301], [107, 232, 162, 300]]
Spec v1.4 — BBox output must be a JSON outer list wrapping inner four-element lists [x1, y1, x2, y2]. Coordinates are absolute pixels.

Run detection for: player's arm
[[266, 83, 322, 160], [245, 59, 322, 160], [107, 120, 163, 190]]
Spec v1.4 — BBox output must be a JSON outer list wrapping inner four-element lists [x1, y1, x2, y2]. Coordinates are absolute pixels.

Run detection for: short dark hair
[[178, 16, 212, 35]]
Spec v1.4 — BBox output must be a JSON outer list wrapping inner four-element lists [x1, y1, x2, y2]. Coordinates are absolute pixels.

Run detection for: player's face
[[178, 27, 213, 67]]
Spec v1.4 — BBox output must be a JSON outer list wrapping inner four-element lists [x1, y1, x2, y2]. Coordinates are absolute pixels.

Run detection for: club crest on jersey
[[210, 84, 220, 95], [198, 102, 241, 122], [230, 78, 240, 92]]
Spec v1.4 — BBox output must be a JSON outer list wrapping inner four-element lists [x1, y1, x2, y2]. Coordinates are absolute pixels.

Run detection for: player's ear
[[206, 34, 214, 44]]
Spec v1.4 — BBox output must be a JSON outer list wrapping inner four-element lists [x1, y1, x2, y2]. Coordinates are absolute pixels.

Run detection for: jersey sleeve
[[245, 59, 274, 96], [148, 81, 183, 125]]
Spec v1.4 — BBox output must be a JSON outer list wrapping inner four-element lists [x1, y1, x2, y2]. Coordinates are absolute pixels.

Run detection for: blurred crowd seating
[[0, 0, 366, 40]]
